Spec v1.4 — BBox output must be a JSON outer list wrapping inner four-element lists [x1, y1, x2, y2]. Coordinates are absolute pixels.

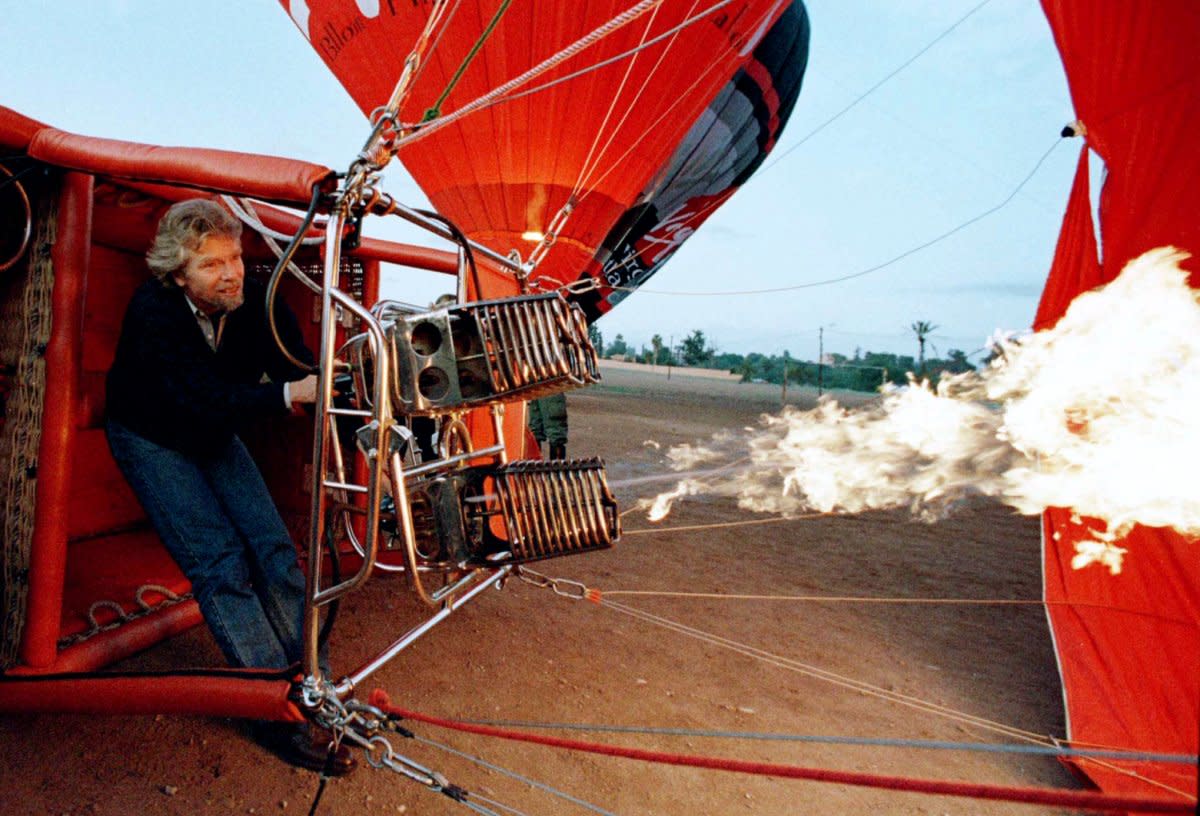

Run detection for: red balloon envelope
[[1036, 0, 1200, 800], [280, 0, 807, 304]]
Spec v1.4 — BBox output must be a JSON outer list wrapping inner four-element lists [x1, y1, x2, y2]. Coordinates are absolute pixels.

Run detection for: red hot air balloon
[[575, 0, 809, 320], [280, 0, 807, 302]]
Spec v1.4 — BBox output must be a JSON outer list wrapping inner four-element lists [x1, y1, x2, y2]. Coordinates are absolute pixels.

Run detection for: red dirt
[[0, 364, 1085, 815]]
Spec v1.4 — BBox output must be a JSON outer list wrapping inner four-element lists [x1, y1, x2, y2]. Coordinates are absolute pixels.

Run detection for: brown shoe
[[253, 722, 357, 776]]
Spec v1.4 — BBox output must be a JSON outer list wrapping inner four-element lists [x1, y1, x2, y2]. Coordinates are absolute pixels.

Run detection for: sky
[[2, 1, 1080, 363]]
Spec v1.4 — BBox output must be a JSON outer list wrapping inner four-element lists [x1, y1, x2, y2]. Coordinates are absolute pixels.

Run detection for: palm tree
[[911, 320, 938, 375], [650, 334, 664, 366]]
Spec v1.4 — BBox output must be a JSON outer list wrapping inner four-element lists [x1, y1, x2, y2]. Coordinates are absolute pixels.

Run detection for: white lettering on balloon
[[641, 207, 698, 266]]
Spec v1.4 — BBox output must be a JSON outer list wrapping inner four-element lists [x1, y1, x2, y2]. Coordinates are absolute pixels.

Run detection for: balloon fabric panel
[[280, 0, 805, 302]]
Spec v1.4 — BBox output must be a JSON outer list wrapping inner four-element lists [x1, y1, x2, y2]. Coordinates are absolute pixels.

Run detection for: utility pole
[[667, 334, 673, 380], [818, 326, 825, 397], [781, 350, 789, 407]]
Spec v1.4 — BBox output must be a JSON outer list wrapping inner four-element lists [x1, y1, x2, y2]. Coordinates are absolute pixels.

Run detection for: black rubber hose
[[265, 184, 325, 373], [414, 208, 481, 301]]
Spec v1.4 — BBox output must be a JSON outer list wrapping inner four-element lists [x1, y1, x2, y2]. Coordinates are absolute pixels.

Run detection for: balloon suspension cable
[[348, 0, 453, 188], [394, 0, 668, 148], [525, 196, 577, 279]]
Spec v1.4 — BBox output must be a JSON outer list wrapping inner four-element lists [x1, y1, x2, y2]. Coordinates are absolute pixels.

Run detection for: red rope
[[368, 691, 1195, 814]]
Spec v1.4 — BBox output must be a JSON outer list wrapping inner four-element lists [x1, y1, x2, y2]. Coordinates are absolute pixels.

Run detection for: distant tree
[[588, 324, 603, 356], [910, 321, 938, 375], [606, 333, 628, 358], [712, 351, 744, 373], [862, 351, 914, 385], [679, 329, 713, 366], [650, 334, 664, 365], [943, 348, 974, 373]]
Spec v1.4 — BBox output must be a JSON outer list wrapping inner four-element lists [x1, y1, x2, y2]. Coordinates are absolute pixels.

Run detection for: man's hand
[[290, 374, 319, 405]]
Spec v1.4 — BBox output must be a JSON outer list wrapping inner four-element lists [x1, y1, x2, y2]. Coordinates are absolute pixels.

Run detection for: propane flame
[[648, 248, 1200, 573]]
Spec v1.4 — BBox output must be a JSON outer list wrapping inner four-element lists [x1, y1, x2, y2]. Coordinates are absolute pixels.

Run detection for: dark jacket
[[106, 276, 313, 459]]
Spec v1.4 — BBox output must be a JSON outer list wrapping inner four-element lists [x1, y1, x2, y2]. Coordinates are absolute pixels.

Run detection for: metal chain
[[514, 567, 591, 601], [524, 198, 575, 272], [526, 274, 600, 297], [296, 688, 486, 806]]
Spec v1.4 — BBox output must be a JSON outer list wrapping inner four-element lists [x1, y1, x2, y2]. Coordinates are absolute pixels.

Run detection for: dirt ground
[[0, 363, 1086, 815]]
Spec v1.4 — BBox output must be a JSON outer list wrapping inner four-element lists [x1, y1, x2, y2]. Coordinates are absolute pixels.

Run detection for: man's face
[[173, 233, 244, 313]]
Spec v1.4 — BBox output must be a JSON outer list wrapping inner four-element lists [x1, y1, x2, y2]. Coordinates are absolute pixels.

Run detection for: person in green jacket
[[527, 392, 568, 459]]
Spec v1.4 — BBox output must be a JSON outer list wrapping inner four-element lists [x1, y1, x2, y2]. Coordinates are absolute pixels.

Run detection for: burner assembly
[[321, 289, 616, 604]]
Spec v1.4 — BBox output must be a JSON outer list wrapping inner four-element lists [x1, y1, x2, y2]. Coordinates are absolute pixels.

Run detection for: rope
[[602, 134, 1065, 297], [398, 0, 665, 146], [0, 182, 57, 668], [461, 0, 742, 116], [480, 0, 758, 279], [395, 0, 769, 282], [599, 589, 1048, 604], [456, 796, 514, 816], [565, 0, 784, 213], [423, 0, 514, 122], [592, 601, 1195, 799], [57, 585, 195, 648], [608, 481, 1195, 623], [537, 0, 999, 296], [566, 29, 738, 204], [571, 1, 671, 199], [598, 597, 1046, 744], [593, 588, 1200, 629], [416, 734, 619, 815], [759, 0, 995, 175], [611, 526, 1195, 625], [459, 796, 525, 816], [551, 0, 1036, 301], [407, 0, 463, 92], [447, 720, 1198, 765], [622, 513, 819, 535], [607, 458, 754, 489], [368, 692, 1195, 814]]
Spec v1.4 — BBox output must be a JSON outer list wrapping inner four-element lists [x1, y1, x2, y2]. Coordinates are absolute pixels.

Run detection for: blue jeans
[[106, 420, 310, 670]]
